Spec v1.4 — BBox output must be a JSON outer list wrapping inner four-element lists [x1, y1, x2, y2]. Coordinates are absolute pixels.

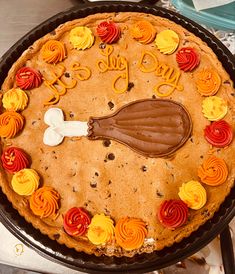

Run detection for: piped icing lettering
[[198, 155, 228, 186], [97, 45, 129, 93], [2, 88, 28, 111], [69, 26, 94, 50], [138, 51, 183, 97], [87, 213, 115, 245], [16, 67, 42, 90], [204, 120, 233, 147], [63, 207, 91, 236], [97, 21, 121, 44], [43, 64, 77, 105], [202, 96, 227, 121], [0, 111, 24, 138], [115, 217, 147, 251], [30, 186, 60, 218], [176, 47, 200, 72], [131, 20, 156, 44], [196, 69, 221, 96], [71, 62, 91, 81], [1, 147, 30, 173], [11, 168, 40, 196], [155, 30, 179, 54], [158, 200, 189, 229], [41, 40, 66, 64], [178, 180, 207, 210]]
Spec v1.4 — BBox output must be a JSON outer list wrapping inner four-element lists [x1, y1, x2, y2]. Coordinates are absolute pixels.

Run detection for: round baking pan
[[0, 1, 235, 273]]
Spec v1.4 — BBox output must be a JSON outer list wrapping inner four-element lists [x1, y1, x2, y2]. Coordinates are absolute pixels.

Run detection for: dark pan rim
[[0, 2, 235, 273]]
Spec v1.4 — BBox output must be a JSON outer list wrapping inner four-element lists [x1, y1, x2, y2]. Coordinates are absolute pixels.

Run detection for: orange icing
[[198, 155, 228, 186], [43, 64, 77, 105], [41, 40, 66, 64], [131, 20, 156, 44], [0, 111, 24, 138], [71, 62, 91, 81], [196, 69, 221, 96], [30, 186, 60, 218], [115, 217, 147, 251]]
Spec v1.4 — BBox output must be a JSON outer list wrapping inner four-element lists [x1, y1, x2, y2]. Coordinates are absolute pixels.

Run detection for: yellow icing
[[138, 51, 183, 97], [69, 26, 94, 50], [43, 64, 77, 105], [97, 45, 129, 94], [2, 88, 28, 111], [87, 213, 115, 245], [202, 96, 228, 121], [71, 62, 91, 81], [155, 30, 179, 54], [11, 168, 40, 196], [178, 180, 207, 210]]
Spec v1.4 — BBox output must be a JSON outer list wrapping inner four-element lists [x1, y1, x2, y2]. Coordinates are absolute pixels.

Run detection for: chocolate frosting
[[88, 99, 192, 158]]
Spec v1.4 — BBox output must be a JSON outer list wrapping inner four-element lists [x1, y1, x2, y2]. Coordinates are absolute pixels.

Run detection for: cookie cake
[[0, 11, 234, 257]]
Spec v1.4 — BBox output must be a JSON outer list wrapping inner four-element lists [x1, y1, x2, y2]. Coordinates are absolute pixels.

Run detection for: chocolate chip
[[69, 112, 74, 118], [103, 139, 111, 147], [72, 186, 77, 192], [108, 180, 112, 185], [141, 165, 147, 172], [32, 121, 36, 125], [64, 72, 70, 78], [200, 155, 203, 159], [108, 101, 114, 110], [156, 191, 164, 198], [127, 82, 134, 91], [45, 166, 48, 171], [231, 93, 235, 97], [53, 234, 60, 240], [152, 95, 156, 99], [90, 182, 97, 188], [95, 172, 99, 177], [190, 137, 194, 143], [107, 153, 115, 160], [52, 151, 56, 154], [99, 42, 106, 49], [133, 188, 137, 193], [223, 80, 230, 85]]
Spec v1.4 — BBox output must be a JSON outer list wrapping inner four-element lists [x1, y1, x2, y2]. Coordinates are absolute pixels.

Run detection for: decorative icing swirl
[[131, 20, 156, 44], [97, 21, 121, 44], [63, 207, 91, 236], [2, 88, 28, 111], [204, 120, 233, 147], [115, 217, 147, 251], [16, 67, 42, 90], [1, 147, 30, 173], [30, 186, 60, 218], [0, 111, 24, 138], [196, 69, 221, 96], [41, 40, 66, 64], [158, 200, 188, 229], [155, 30, 179, 54], [87, 213, 114, 245], [202, 96, 228, 121], [198, 155, 228, 186], [178, 181, 207, 210], [11, 168, 40, 196], [69, 26, 94, 50], [176, 47, 200, 72]]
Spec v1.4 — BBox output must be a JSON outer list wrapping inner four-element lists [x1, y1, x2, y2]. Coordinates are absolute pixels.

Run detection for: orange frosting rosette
[[0, 111, 24, 138], [131, 20, 156, 44], [196, 69, 221, 96], [41, 40, 66, 64], [198, 155, 228, 186], [30, 186, 60, 218], [115, 217, 147, 251]]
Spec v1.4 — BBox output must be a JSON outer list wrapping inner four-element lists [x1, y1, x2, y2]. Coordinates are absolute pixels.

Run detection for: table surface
[[0, 1, 234, 274]]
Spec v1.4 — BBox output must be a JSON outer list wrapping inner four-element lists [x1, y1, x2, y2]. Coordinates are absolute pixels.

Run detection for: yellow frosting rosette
[[11, 168, 40, 196], [178, 180, 207, 210], [2, 88, 28, 111], [155, 30, 179, 54], [202, 96, 227, 121], [87, 213, 115, 245], [69, 26, 94, 50]]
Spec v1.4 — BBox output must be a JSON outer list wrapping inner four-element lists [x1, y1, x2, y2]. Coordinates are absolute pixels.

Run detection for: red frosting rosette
[[1, 147, 30, 173], [204, 120, 233, 148], [63, 207, 91, 236], [158, 200, 189, 229], [97, 21, 121, 44], [16, 67, 42, 90], [176, 47, 200, 72]]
